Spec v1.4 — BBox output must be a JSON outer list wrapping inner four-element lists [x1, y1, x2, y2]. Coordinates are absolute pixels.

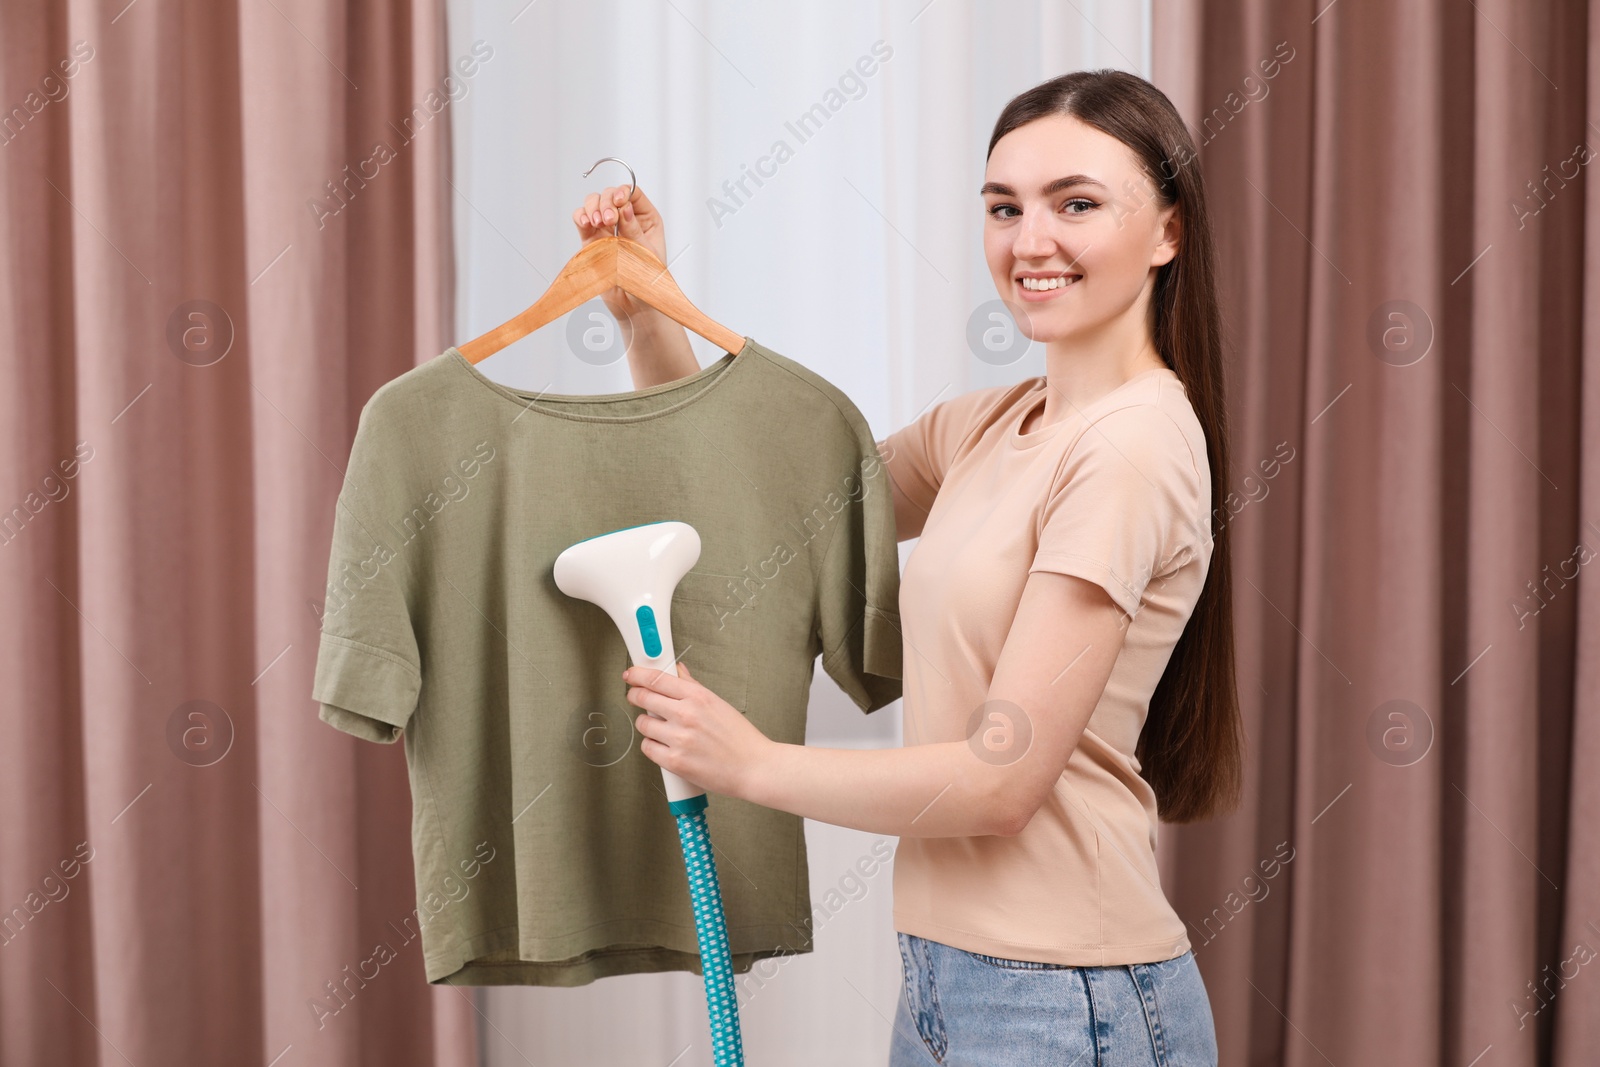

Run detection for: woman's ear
[[1152, 205, 1181, 268]]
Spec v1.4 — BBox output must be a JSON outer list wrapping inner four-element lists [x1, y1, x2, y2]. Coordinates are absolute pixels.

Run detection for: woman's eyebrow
[[979, 175, 1108, 196]]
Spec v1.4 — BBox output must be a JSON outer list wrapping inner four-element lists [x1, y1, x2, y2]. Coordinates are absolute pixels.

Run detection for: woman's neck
[[1032, 319, 1167, 428]]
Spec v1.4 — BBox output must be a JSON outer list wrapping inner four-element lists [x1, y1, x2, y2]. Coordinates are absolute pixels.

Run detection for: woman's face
[[981, 113, 1178, 344]]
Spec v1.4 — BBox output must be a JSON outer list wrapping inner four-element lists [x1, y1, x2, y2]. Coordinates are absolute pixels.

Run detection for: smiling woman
[[614, 67, 1238, 1067], [977, 118, 1182, 411], [874, 69, 1238, 1066]]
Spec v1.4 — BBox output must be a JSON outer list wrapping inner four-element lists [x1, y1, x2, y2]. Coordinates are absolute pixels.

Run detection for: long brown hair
[[987, 70, 1242, 823]]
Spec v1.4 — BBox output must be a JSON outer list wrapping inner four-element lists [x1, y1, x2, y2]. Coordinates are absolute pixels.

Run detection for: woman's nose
[[1011, 213, 1057, 260]]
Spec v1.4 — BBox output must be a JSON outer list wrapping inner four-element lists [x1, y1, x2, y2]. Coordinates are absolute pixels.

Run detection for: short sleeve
[[877, 384, 1012, 519], [815, 412, 904, 713], [311, 406, 423, 744], [1029, 406, 1207, 619]]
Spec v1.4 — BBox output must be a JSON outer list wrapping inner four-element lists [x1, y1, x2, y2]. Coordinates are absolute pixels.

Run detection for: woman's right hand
[[570, 184, 700, 389], [573, 184, 669, 324]]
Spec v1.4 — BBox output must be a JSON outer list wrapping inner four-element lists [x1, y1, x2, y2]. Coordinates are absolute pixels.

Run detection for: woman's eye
[[986, 200, 1095, 219]]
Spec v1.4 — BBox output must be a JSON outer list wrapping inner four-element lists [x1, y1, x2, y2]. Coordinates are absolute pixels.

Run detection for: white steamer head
[[553, 520, 703, 802]]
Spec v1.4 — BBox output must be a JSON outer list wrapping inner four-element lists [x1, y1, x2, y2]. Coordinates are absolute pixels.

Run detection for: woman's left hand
[[625, 661, 772, 799]]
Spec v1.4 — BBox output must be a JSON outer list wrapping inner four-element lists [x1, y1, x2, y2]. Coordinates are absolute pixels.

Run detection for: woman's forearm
[[621, 310, 699, 389], [742, 739, 1017, 839]]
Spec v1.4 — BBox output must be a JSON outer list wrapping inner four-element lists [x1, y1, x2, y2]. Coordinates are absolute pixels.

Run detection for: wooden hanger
[[456, 157, 745, 363]]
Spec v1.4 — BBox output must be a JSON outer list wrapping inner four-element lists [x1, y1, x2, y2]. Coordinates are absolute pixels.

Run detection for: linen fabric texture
[[311, 337, 902, 985]]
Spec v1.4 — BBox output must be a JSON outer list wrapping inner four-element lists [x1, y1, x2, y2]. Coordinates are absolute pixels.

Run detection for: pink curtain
[[1153, 1, 1600, 1064], [0, 2, 474, 1064]]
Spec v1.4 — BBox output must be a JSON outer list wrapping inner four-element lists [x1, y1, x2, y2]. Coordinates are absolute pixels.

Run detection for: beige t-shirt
[[880, 365, 1211, 965]]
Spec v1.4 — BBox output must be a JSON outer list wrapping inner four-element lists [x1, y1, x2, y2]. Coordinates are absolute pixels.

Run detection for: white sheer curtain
[[444, 2, 1148, 1063]]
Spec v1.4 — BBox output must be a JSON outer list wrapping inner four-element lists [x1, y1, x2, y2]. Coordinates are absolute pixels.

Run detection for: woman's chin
[[1015, 317, 1083, 345]]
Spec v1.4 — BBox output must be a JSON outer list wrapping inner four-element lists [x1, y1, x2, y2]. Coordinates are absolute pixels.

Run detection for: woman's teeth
[[1020, 275, 1080, 291]]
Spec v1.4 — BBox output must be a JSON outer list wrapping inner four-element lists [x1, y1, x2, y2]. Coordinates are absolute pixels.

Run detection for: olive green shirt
[[311, 336, 902, 985]]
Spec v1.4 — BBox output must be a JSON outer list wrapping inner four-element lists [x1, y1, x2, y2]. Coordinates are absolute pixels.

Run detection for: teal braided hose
[[669, 794, 745, 1067]]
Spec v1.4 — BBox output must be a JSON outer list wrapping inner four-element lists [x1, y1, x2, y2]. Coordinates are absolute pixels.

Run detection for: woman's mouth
[[1016, 274, 1081, 299]]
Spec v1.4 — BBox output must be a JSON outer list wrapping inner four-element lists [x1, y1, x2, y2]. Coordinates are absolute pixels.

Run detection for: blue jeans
[[890, 931, 1218, 1066]]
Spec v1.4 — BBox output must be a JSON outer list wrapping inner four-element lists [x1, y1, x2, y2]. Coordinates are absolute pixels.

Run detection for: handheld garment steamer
[[553, 521, 746, 1067]]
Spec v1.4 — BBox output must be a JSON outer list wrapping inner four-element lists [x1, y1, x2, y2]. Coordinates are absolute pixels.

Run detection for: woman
[[575, 69, 1240, 1066]]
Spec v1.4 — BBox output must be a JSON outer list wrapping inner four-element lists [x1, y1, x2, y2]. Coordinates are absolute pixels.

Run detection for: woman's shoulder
[[1074, 374, 1208, 491], [922, 377, 1039, 438], [884, 378, 1034, 455]]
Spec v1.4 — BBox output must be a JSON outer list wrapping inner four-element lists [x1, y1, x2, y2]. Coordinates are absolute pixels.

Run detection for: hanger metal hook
[[582, 157, 636, 238]]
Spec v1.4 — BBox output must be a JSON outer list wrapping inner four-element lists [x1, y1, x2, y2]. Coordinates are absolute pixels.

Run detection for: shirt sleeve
[[815, 407, 904, 714], [1029, 405, 1207, 620], [876, 384, 1011, 521], [311, 404, 423, 744]]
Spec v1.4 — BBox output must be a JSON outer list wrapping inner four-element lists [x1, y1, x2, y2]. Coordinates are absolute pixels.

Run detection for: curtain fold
[[9, 0, 1597, 1062], [1153, 1, 1599, 1063], [0, 2, 472, 1064]]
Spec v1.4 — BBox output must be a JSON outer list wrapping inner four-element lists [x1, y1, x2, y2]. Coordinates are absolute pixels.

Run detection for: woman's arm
[[628, 569, 1130, 838], [622, 310, 699, 389]]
